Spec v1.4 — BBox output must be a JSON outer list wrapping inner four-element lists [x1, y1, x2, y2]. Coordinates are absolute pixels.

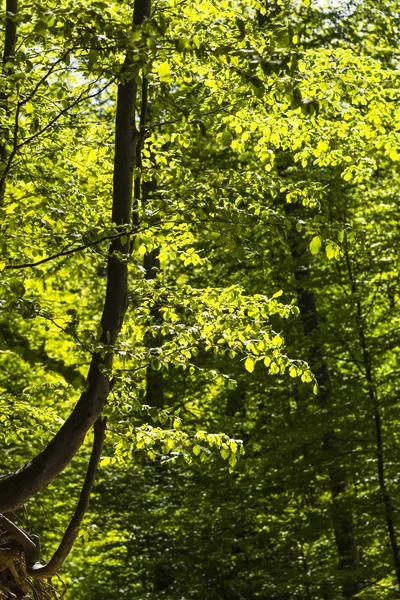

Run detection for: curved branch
[[27, 417, 106, 578], [0, 418, 105, 579], [0, 514, 40, 565]]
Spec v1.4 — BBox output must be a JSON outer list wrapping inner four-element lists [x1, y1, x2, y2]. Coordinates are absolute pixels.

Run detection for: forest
[[0, 0, 399, 598]]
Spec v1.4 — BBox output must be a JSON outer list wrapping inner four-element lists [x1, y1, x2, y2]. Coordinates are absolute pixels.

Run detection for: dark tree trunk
[[286, 204, 360, 598], [2, 0, 17, 69], [134, 73, 165, 410], [0, 0, 18, 194]]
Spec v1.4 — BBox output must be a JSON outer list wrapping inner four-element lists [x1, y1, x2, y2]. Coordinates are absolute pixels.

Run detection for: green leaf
[[229, 441, 237, 453], [272, 335, 283, 347], [9, 279, 25, 297], [146, 35, 157, 56], [326, 244, 335, 260], [158, 61, 171, 82], [150, 358, 162, 371], [88, 49, 98, 70], [221, 129, 233, 147], [193, 444, 201, 456], [309, 236, 322, 255], [220, 447, 230, 460], [244, 357, 255, 373]]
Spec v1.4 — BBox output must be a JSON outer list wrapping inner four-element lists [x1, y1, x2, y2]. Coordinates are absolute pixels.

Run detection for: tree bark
[[27, 418, 106, 578], [2, 0, 17, 70], [0, 418, 106, 577], [133, 70, 165, 410], [0, 0, 18, 195], [0, 0, 150, 513]]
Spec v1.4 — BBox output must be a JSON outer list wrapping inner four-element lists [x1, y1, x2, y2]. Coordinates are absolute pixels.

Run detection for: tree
[[0, 0, 313, 594], [1, 0, 400, 597]]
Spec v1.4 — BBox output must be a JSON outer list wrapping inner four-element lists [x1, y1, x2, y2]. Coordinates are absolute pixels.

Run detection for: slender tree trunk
[[0, 0, 151, 513], [2, 0, 17, 68], [133, 72, 164, 409], [286, 204, 360, 598], [0, 0, 18, 197], [344, 244, 400, 591]]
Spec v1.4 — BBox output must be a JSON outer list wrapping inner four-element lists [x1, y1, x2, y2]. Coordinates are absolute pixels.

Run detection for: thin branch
[[0, 79, 114, 189], [19, 48, 76, 109], [2, 215, 237, 271], [19, 79, 113, 150], [27, 417, 107, 578], [4, 228, 130, 270], [148, 105, 231, 131]]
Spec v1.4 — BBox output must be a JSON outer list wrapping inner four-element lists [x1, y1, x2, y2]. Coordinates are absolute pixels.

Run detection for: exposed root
[[0, 533, 64, 600]]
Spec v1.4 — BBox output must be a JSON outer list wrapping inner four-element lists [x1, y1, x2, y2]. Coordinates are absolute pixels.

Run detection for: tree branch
[[0, 322, 85, 387], [0, 79, 113, 192], [4, 228, 131, 270], [0, 515, 40, 566], [27, 417, 106, 578]]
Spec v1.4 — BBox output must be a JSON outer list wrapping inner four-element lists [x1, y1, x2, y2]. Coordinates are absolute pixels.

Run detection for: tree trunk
[[0, 0, 151, 513], [0, 418, 106, 577], [0, 0, 18, 196], [27, 418, 107, 578], [133, 72, 165, 410], [286, 204, 360, 598], [2, 0, 17, 69]]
